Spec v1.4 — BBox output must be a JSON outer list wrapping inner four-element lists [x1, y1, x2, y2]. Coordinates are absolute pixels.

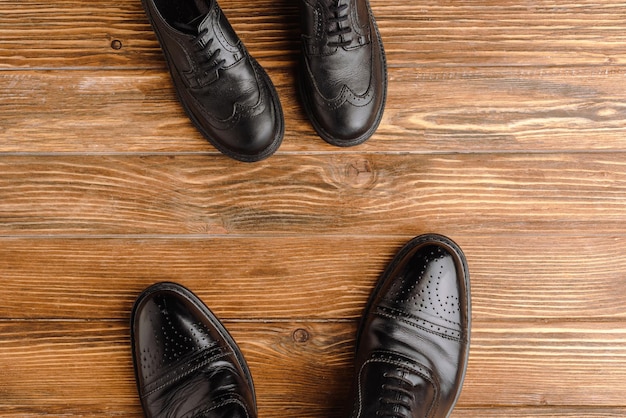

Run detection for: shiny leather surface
[[142, 0, 283, 162], [349, 234, 471, 418], [299, 0, 387, 146], [131, 282, 257, 418]]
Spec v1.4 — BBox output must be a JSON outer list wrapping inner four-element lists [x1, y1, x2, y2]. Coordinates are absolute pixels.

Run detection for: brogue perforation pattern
[[384, 245, 462, 327], [140, 296, 219, 382]]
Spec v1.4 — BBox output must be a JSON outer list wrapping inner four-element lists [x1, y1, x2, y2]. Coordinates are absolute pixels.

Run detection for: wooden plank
[[1, 154, 626, 236], [3, 66, 626, 153], [2, 320, 626, 416], [1, 235, 626, 321], [386, 65, 626, 152], [1, 1, 626, 69], [452, 408, 626, 417], [461, 320, 626, 407], [378, 1, 626, 67]]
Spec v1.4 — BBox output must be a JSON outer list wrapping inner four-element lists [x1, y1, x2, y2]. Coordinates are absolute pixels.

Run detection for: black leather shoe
[[298, 0, 387, 147], [131, 282, 257, 418], [142, 0, 284, 162], [348, 234, 471, 418]]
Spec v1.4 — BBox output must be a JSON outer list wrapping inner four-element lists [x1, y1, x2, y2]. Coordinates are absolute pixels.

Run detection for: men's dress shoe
[[298, 0, 387, 146], [142, 0, 284, 162], [131, 282, 257, 418], [348, 234, 471, 418]]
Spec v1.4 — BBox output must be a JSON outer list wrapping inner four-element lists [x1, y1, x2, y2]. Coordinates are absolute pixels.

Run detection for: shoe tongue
[[173, 0, 216, 35], [173, 12, 210, 35]]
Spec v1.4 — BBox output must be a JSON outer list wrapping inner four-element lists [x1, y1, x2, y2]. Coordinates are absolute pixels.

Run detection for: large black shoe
[[142, 0, 284, 162], [131, 282, 257, 418], [298, 0, 387, 147], [348, 234, 471, 418]]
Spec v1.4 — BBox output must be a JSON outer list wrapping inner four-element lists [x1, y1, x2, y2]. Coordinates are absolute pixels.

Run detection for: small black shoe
[[348, 234, 471, 418], [298, 0, 387, 147], [142, 0, 284, 162], [131, 282, 257, 418]]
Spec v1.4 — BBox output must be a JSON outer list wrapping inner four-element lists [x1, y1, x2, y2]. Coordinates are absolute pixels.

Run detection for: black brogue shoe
[[348, 234, 471, 418], [131, 282, 257, 418], [142, 0, 284, 162], [299, 0, 387, 146]]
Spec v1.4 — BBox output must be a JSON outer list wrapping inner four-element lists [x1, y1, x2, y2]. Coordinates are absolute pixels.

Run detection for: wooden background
[[2, 0, 626, 416]]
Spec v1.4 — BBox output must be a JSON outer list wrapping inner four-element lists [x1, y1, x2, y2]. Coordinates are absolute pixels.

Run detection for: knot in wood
[[292, 328, 310, 343]]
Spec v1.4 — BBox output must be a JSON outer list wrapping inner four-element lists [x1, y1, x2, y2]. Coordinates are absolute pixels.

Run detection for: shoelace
[[376, 371, 415, 418], [327, 1, 352, 47], [193, 27, 226, 76]]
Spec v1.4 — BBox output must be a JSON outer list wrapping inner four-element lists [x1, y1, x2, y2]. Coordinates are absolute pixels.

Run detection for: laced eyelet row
[[375, 371, 415, 418], [327, 2, 352, 47], [193, 28, 226, 75]]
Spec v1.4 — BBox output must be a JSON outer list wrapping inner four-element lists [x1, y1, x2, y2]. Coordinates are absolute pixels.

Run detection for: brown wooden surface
[[2, 0, 626, 416]]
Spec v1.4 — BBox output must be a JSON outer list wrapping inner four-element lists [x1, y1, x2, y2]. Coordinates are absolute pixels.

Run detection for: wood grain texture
[[1, 154, 626, 235], [2, 0, 626, 416], [3, 66, 626, 153], [3, 320, 626, 416], [2, 1, 625, 69], [1, 235, 626, 320]]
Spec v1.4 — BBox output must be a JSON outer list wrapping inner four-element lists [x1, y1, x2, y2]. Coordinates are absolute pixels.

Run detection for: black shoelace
[[376, 371, 415, 418], [193, 27, 226, 76], [327, 1, 352, 47]]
